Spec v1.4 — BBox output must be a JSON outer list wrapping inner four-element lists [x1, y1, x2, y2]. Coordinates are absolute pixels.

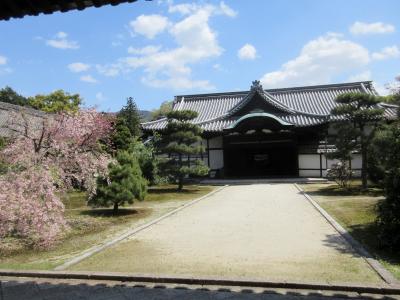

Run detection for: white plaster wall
[[298, 154, 320, 169], [351, 154, 362, 169], [298, 153, 362, 178], [209, 149, 224, 170], [326, 158, 340, 169], [299, 170, 320, 177]]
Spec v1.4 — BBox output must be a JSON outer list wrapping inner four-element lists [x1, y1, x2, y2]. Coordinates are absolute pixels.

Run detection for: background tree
[[375, 122, 400, 251], [151, 100, 173, 120], [118, 97, 141, 137], [326, 124, 358, 188], [381, 76, 400, 106], [28, 90, 82, 113], [0, 86, 29, 106], [111, 117, 134, 151], [128, 139, 158, 185], [158, 110, 209, 190], [331, 93, 384, 189], [89, 151, 147, 213], [368, 76, 400, 185]]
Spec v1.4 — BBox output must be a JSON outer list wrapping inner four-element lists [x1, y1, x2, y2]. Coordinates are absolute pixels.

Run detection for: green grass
[[300, 181, 400, 280], [0, 184, 214, 270], [146, 184, 214, 202]]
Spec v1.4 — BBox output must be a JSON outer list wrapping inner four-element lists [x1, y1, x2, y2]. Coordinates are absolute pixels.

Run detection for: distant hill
[[140, 110, 151, 121]]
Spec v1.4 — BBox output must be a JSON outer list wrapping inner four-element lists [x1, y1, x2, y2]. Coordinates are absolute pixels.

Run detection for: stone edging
[[1, 270, 400, 295], [294, 183, 398, 286], [54, 185, 229, 271]]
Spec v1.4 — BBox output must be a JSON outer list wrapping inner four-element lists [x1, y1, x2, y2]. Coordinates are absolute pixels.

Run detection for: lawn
[[0, 184, 214, 270], [300, 181, 400, 280]]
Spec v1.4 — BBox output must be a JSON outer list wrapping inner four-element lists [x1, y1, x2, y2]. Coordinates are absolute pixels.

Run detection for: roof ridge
[[173, 81, 372, 99], [176, 91, 248, 100], [226, 89, 296, 116], [141, 117, 167, 125], [266, 81, 372, 93], [379, 102, 399, 108]]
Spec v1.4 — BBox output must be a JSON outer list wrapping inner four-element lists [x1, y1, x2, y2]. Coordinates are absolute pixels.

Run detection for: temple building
[[142, 81, 398, 178]]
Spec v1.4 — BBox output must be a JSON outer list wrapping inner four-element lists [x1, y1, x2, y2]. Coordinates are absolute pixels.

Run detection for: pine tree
[[376, 121, 400, 250], [111, 117, 134, 151], [89, 151, 147, 213], [0, 86, 29, 106], [119, 97, 142, 137], [158, 110, 209, 190], [331, 93, 384, 189]]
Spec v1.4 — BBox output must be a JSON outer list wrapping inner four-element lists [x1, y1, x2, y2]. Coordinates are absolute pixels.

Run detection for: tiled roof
[[0, 0, 138, 21], [142, 81, 399, 132]]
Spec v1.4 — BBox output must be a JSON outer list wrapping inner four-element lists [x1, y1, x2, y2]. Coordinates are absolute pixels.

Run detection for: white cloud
[[260, 33, 370, 88], [130, 14, 169, 39], [141, 76, 214, 90], [213, 63, 222, 71], [68, 62, 90, 72], [0, 67, 12, 75], [168, 1, 237, 17], [0, 55, 7, 65], [56, 32, 68, 39], [80, 75, 98, 83], [238, 43, 257, 60], [127, 45, 161, 55], [168, 3, 199, 15], [350, 21, 395, 35], [219, 1, 237, 17], [96, 63, 122, 77], [112, 41, 123, 47], [121, 2, 235, 90], [95, 92, 105, 101], [94, 2, 235, 90], [348, 70, 372, 82], [0, 55, 12, 75], [46, 32, 79, 49], [372, 46, 400, 60]]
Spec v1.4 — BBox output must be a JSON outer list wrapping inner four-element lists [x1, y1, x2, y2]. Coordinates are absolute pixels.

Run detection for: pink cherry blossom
[[0, 109, 113, 248]]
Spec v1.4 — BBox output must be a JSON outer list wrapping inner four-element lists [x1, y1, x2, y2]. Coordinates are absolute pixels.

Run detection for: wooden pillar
[[206, 138, 210, 168], [319, 153, 323, 178]]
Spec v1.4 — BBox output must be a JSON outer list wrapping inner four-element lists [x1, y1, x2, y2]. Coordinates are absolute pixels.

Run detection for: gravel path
[[72, 184, 384, 285]]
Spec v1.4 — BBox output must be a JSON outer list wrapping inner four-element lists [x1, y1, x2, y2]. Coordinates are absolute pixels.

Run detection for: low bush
[[326, 162, 353, 189]]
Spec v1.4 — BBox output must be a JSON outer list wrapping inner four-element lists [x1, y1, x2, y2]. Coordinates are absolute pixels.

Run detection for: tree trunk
[[178, 176, 183, 191], [361, 135, 368, 190], [178, 153, 183, 191], [113, 203, 119, 214]]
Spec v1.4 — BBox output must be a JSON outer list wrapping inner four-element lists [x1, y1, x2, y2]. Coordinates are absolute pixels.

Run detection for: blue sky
[[0, 0, 399, 112]]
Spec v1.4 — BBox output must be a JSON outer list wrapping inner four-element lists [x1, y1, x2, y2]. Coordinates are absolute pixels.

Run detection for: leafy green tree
[[331, 93, 384, 189], [151, 100, 173, 120], [128, 139, 158, 185], [89, 151, 147, 213], [0, 86, 28, 106], [381, 76, 400, 106], [158, 110, 209, 190], [119, 97, 141, 137], [28, 90, 81, 113], [375, 121, 400, 250]]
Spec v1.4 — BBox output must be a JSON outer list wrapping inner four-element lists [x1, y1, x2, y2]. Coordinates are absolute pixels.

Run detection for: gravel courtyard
[[71, 184, 384, 285]]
